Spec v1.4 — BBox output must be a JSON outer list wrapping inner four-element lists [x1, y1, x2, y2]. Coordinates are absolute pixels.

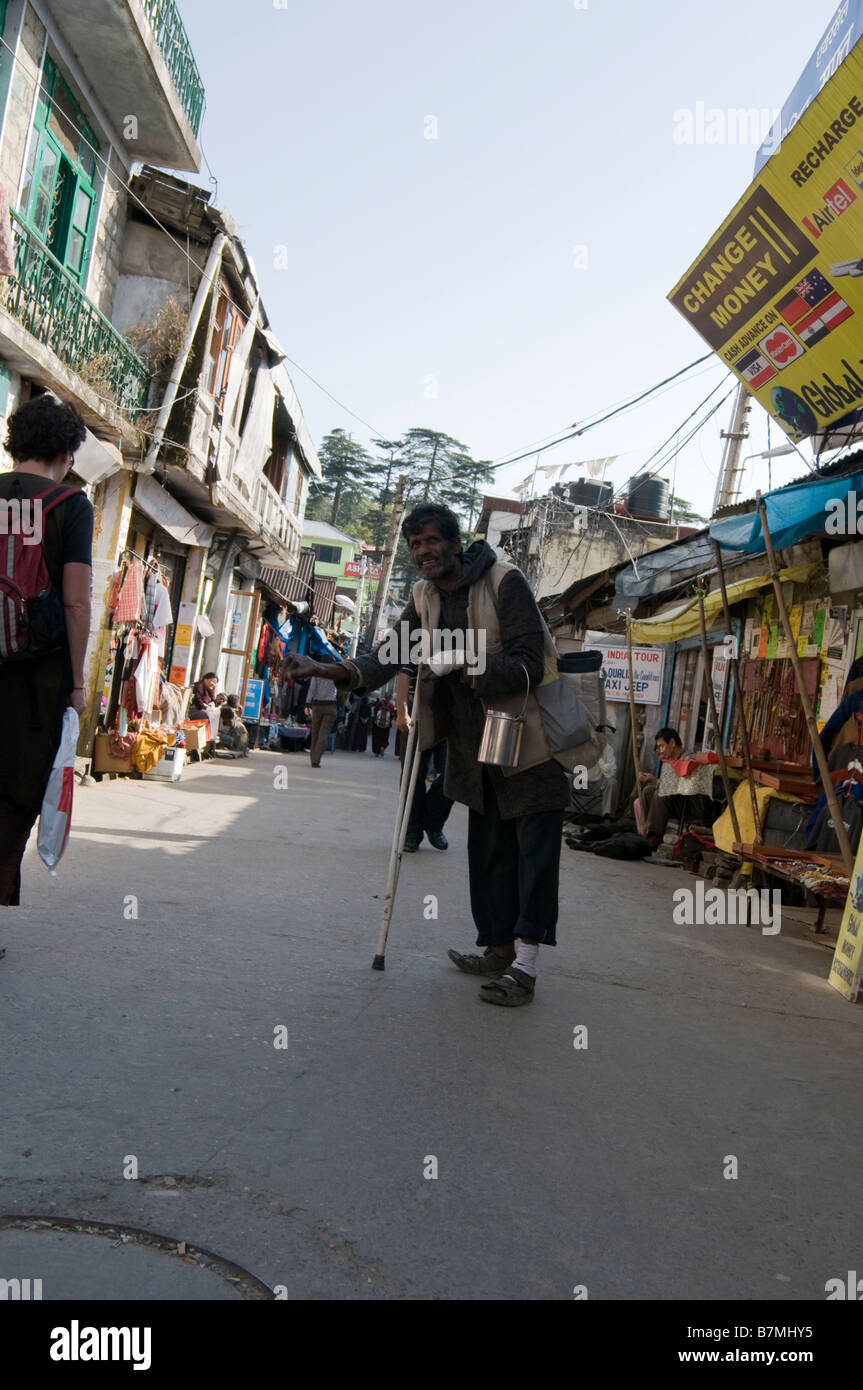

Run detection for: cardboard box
[[181, 723, 207, 754], [93, 732, 133, 775]]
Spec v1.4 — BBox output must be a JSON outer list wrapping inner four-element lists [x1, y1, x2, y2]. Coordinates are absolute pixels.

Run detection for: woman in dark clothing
[[0, 396, 91, 910], [352, 696, 371, 751], [188, 671, 219, 754], [371, 696, 395, 755]]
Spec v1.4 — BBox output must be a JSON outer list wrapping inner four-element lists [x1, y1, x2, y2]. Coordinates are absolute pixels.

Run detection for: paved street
[[1, 747, 862, 1301]]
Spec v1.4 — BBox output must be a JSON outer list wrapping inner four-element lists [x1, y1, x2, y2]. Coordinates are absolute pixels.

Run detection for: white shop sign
[[593, 643, 665, 706]]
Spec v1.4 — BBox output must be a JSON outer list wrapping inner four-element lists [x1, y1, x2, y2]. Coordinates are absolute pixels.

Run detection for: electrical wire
[[491, 353, 716, 471]]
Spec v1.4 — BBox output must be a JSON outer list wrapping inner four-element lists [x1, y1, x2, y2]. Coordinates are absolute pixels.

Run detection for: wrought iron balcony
[[142, 0, 205, 137], [3, 212, 151, 417]]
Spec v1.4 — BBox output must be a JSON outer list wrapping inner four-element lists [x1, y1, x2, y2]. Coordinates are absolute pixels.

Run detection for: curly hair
[[5, 394, 88, 465], [402, 502, 462, 543]]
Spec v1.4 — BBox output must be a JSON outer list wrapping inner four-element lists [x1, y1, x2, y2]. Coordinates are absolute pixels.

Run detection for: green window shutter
[[19, 55, 100, 284]]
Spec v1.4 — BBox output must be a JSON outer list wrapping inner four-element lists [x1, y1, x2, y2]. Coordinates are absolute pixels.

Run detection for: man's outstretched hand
[[282, 653, 351, 686]]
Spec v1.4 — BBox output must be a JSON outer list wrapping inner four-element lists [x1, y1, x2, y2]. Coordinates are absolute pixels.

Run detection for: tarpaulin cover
[[613, 532, 749, 610], [629, 562, 821, 643], [710, 470, 863, 553]]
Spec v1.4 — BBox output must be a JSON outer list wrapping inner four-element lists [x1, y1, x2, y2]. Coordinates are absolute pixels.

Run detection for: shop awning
[[629, 562, 821, 644], [612, 531, 750, 611], [132, 475, 214, 547], [710, 469, 863, 553]]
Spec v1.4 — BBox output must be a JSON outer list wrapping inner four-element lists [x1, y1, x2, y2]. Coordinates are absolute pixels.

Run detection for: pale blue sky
[[178, 0, 840, 517]]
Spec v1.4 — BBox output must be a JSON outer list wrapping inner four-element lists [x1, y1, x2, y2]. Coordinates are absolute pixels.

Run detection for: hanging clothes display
[[113, 559, 144, 624]]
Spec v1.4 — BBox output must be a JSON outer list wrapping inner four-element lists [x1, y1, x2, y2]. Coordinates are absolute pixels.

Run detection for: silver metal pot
[[477, 665, 531, 768]]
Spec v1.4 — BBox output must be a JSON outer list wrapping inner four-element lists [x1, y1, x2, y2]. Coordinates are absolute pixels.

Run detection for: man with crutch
[[283, 502, 570, 1007]]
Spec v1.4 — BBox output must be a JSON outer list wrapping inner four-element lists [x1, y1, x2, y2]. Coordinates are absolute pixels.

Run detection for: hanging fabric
[[113, 559, 144, 624]]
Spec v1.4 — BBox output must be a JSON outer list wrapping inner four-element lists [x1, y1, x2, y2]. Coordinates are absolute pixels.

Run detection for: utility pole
[[712, 382, 752, 515], [367, 474, 407, 642], [351, 553, 368, 658]]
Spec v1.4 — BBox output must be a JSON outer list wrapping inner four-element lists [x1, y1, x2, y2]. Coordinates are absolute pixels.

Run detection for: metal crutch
[[371, 666, 426, 971]]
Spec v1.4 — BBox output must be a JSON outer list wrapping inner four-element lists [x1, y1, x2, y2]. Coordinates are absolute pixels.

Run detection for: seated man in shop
[[219, 694, 250, 755], [636, 727, 719, 848]]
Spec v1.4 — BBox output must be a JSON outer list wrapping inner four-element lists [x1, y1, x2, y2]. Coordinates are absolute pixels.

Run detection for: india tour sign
[[669, 37, 863, 440], [593, 643, 665, 705]]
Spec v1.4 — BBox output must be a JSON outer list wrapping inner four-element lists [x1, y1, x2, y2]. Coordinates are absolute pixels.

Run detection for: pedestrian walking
[[306, 672, 339, 767], [351, 696, 371, 751], [370, 695, 395, 756], [0, 395, 92, 916], [283, 502, 571, 1006]]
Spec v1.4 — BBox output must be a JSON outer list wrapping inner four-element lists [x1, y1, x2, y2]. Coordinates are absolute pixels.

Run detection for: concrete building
[[483, 490, 693, 602], [108, 164, 321, 700], [0, 0, 205, 751], [301, 518, 380, 636]]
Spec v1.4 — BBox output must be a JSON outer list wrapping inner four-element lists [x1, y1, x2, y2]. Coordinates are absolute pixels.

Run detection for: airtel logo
[[764, 331, 800, 364]]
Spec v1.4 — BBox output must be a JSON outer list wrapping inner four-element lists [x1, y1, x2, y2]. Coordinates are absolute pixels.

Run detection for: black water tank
[[627, 473, 670, 521], [566, 478, 614, 511]]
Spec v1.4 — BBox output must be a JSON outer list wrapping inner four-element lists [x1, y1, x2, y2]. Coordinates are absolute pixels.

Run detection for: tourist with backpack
[[0, 395, 92, 911]]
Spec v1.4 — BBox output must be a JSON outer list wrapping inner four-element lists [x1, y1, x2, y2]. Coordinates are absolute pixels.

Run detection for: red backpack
[[0, 483, 81, 662]]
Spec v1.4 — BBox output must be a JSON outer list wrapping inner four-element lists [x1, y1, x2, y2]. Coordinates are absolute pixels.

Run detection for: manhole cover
[[0, 1217, 274, 1300]]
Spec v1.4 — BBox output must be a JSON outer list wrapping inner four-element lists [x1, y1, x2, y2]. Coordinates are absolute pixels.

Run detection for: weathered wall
[[0, 1, 44, 201]]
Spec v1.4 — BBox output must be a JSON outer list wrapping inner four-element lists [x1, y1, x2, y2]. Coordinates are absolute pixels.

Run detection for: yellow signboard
[[670, 42, 863, 440], [829, 833, 863, 999]]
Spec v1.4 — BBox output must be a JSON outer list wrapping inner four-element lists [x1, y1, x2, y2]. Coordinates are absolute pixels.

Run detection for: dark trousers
[[468, 771, 563, 947], [401, 740, 453, 839], [0, 800, 38, 906]]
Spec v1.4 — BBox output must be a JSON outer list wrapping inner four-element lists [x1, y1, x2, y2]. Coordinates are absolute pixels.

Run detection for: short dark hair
[[202, 671, 217, 681], [655, 727, 682, 747], [227, 694, 240, 708], [402, 503, 462, 544], [5, 395, 87, 464]]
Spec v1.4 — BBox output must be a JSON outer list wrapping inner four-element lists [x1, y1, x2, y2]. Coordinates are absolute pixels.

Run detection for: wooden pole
[[758, 500, 854, 876], [712, 540, 762, 840], [626, 611, 646, 826], [696, 588, 742, 845]]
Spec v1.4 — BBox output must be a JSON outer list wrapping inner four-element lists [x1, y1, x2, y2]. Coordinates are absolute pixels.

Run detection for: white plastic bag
[[37, 707, 79, 873]]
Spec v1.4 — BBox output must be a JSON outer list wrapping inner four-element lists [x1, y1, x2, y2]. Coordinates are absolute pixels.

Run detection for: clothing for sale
[[113, 558, 144, 624], [131, 727, 175, 774], [0, 472, 93, 905], [132, 636, 158, 715]]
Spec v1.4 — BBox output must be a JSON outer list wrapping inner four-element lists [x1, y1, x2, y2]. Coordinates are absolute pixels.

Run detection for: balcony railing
[[254, 473, 302, 560], [3, 212, 151, 417], [142, 0, 205, 137]]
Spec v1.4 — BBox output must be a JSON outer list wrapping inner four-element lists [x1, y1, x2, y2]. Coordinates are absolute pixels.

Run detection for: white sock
[[512, 942, 539, 978]]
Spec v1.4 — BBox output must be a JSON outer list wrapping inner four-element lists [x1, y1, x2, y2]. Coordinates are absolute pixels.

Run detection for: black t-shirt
[[0, 470, 94, 587]]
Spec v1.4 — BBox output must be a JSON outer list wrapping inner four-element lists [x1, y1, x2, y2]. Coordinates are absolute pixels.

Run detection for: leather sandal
[[479, 967, 536, 1006]]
